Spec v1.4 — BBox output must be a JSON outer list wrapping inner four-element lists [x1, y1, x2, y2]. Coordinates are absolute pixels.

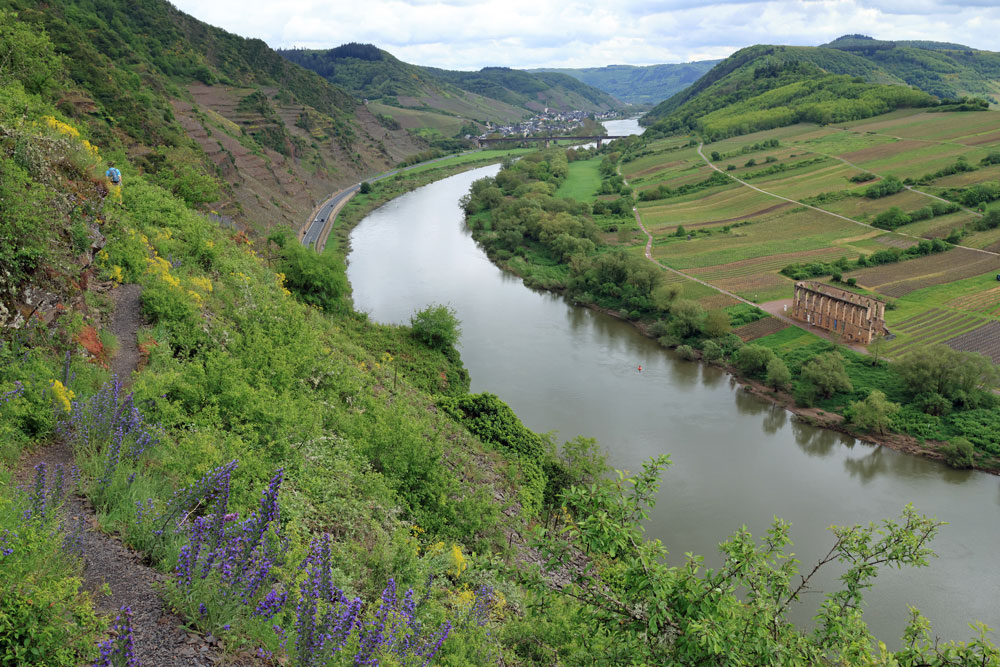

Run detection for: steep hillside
[[823, 35, 1000, 104], [2, 0, 425, 232], [280, 44, 624, 132], [533, 61, 720, 105], [642, 44, 936, 139]]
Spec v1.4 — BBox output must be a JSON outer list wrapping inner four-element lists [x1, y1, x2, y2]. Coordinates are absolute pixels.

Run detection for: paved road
[[301, 184, 359, 247], [301, 150, 480, 250]]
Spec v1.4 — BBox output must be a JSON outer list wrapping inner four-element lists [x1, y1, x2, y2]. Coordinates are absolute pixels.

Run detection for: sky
[[170, 0, 999, 70]]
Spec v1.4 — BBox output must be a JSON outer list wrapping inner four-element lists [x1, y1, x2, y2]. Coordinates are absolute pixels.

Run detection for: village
[[479, 109, 618, 139]]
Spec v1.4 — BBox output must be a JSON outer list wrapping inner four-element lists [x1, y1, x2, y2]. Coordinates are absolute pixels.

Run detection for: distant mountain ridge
[[530, 61, 720, 105], [640, 36, 999, 140], [279, 44, 624, 131], [821, 35, 1000, 102]]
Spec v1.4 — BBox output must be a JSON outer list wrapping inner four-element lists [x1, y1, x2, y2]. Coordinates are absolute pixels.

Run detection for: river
[[346, 119, 999, 644]]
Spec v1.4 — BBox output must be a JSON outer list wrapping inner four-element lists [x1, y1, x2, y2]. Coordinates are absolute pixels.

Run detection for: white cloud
[[170, 0, 1000, 69]]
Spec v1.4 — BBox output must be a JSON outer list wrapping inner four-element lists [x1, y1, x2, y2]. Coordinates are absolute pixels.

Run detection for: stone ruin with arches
[[791, 281, 888, 344]]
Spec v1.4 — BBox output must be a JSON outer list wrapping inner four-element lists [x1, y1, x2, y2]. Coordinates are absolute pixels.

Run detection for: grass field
[[557, 158, 603, 201]]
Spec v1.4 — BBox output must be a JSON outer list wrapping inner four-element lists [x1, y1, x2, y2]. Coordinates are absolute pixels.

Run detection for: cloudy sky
[[170, 0, 999, 70]]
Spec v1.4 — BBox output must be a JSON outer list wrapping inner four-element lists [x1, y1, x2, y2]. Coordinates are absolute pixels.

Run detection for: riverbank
[[320, 150, 532, 257], [571, 294, 1000, 475]]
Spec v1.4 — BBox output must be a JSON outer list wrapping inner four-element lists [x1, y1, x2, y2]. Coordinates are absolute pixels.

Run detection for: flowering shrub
[[0, 466, 101, 665]]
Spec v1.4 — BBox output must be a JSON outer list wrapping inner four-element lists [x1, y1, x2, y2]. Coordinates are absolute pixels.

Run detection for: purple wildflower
[[93, 606, 137, 667], [0, 381, 23, 405]]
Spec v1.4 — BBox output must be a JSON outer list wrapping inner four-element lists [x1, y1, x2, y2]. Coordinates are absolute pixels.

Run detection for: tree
[[703, 309, 731, 338], [359, 181, 372, 194], [667, 299, 705, 339], [735, 344, 775, 377], [849, 390, 899, 434], [519, 456, 994, 665], [278, 242, 349, 313], [800, 351, 852, 400], [410, 304, 461, 351], [765, 357, 792, 390], [701, 339, 723, 362], [0, 11, 63, 95], [868, 333, 886, 366], [652, 283, 682, 311], [895, 345, 999, 406]]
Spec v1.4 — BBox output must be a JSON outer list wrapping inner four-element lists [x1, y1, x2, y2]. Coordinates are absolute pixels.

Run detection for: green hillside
[[533, 60, 720, 105], [2, 0, 427, 231], [823, 35, 1000, 103], [280, 44, 624, 130], [641, 44, 938, 139]]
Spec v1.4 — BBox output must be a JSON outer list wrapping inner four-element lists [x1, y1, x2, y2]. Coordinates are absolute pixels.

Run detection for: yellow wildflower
[[449, 543, 467, 579], [109, 265, 124, 284], [451, 587, 475, 610], [50, 380, 75, 413], [42, 115, 80, 138], [189, 276, 213, 295]]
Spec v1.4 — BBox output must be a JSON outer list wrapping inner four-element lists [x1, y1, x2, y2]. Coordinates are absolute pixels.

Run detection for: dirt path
[[15, 284, 229, 667], [109, 284, 143, 382]]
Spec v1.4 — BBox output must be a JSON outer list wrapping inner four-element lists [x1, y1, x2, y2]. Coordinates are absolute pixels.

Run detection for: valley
[[2, 3, 1000, 665]]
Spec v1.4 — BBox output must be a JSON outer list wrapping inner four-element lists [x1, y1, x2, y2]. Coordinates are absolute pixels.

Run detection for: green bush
[[410, 304, 461, 351], [735, 344, 775, 377], [864, 176, 904, 199], [701, 339, 723, 362], [278, 242, 350, 313], [940, 437, 975, 468], [676, 344, 695, 360]]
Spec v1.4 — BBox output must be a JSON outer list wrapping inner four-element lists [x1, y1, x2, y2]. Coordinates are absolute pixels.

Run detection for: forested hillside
[[280, 44, 623, 133], [642, 44, 939, 139], [1, 0, 425, 231], [533, 60, 719, 105], [824, 35, 1000, 103], [642, 38, 1000, 140]]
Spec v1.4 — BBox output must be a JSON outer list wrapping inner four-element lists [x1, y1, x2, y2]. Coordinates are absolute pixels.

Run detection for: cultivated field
[[618, 108, 1000, 361], [848, 248, 1000, 297]]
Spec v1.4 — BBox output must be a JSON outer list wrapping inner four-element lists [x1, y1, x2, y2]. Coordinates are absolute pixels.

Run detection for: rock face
[[792, 281, 888, 344]]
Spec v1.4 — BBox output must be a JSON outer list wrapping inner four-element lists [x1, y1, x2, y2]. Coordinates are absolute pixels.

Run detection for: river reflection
[[347, 156, 1000, 643]]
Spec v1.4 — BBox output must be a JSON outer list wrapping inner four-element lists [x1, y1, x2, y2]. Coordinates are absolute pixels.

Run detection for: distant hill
[[822, 35, 1000, 103], [641, 44, 939, 140], [4, 0, 426, 231], [279, 45, 625, 132], [531, 61, 720, 105]]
